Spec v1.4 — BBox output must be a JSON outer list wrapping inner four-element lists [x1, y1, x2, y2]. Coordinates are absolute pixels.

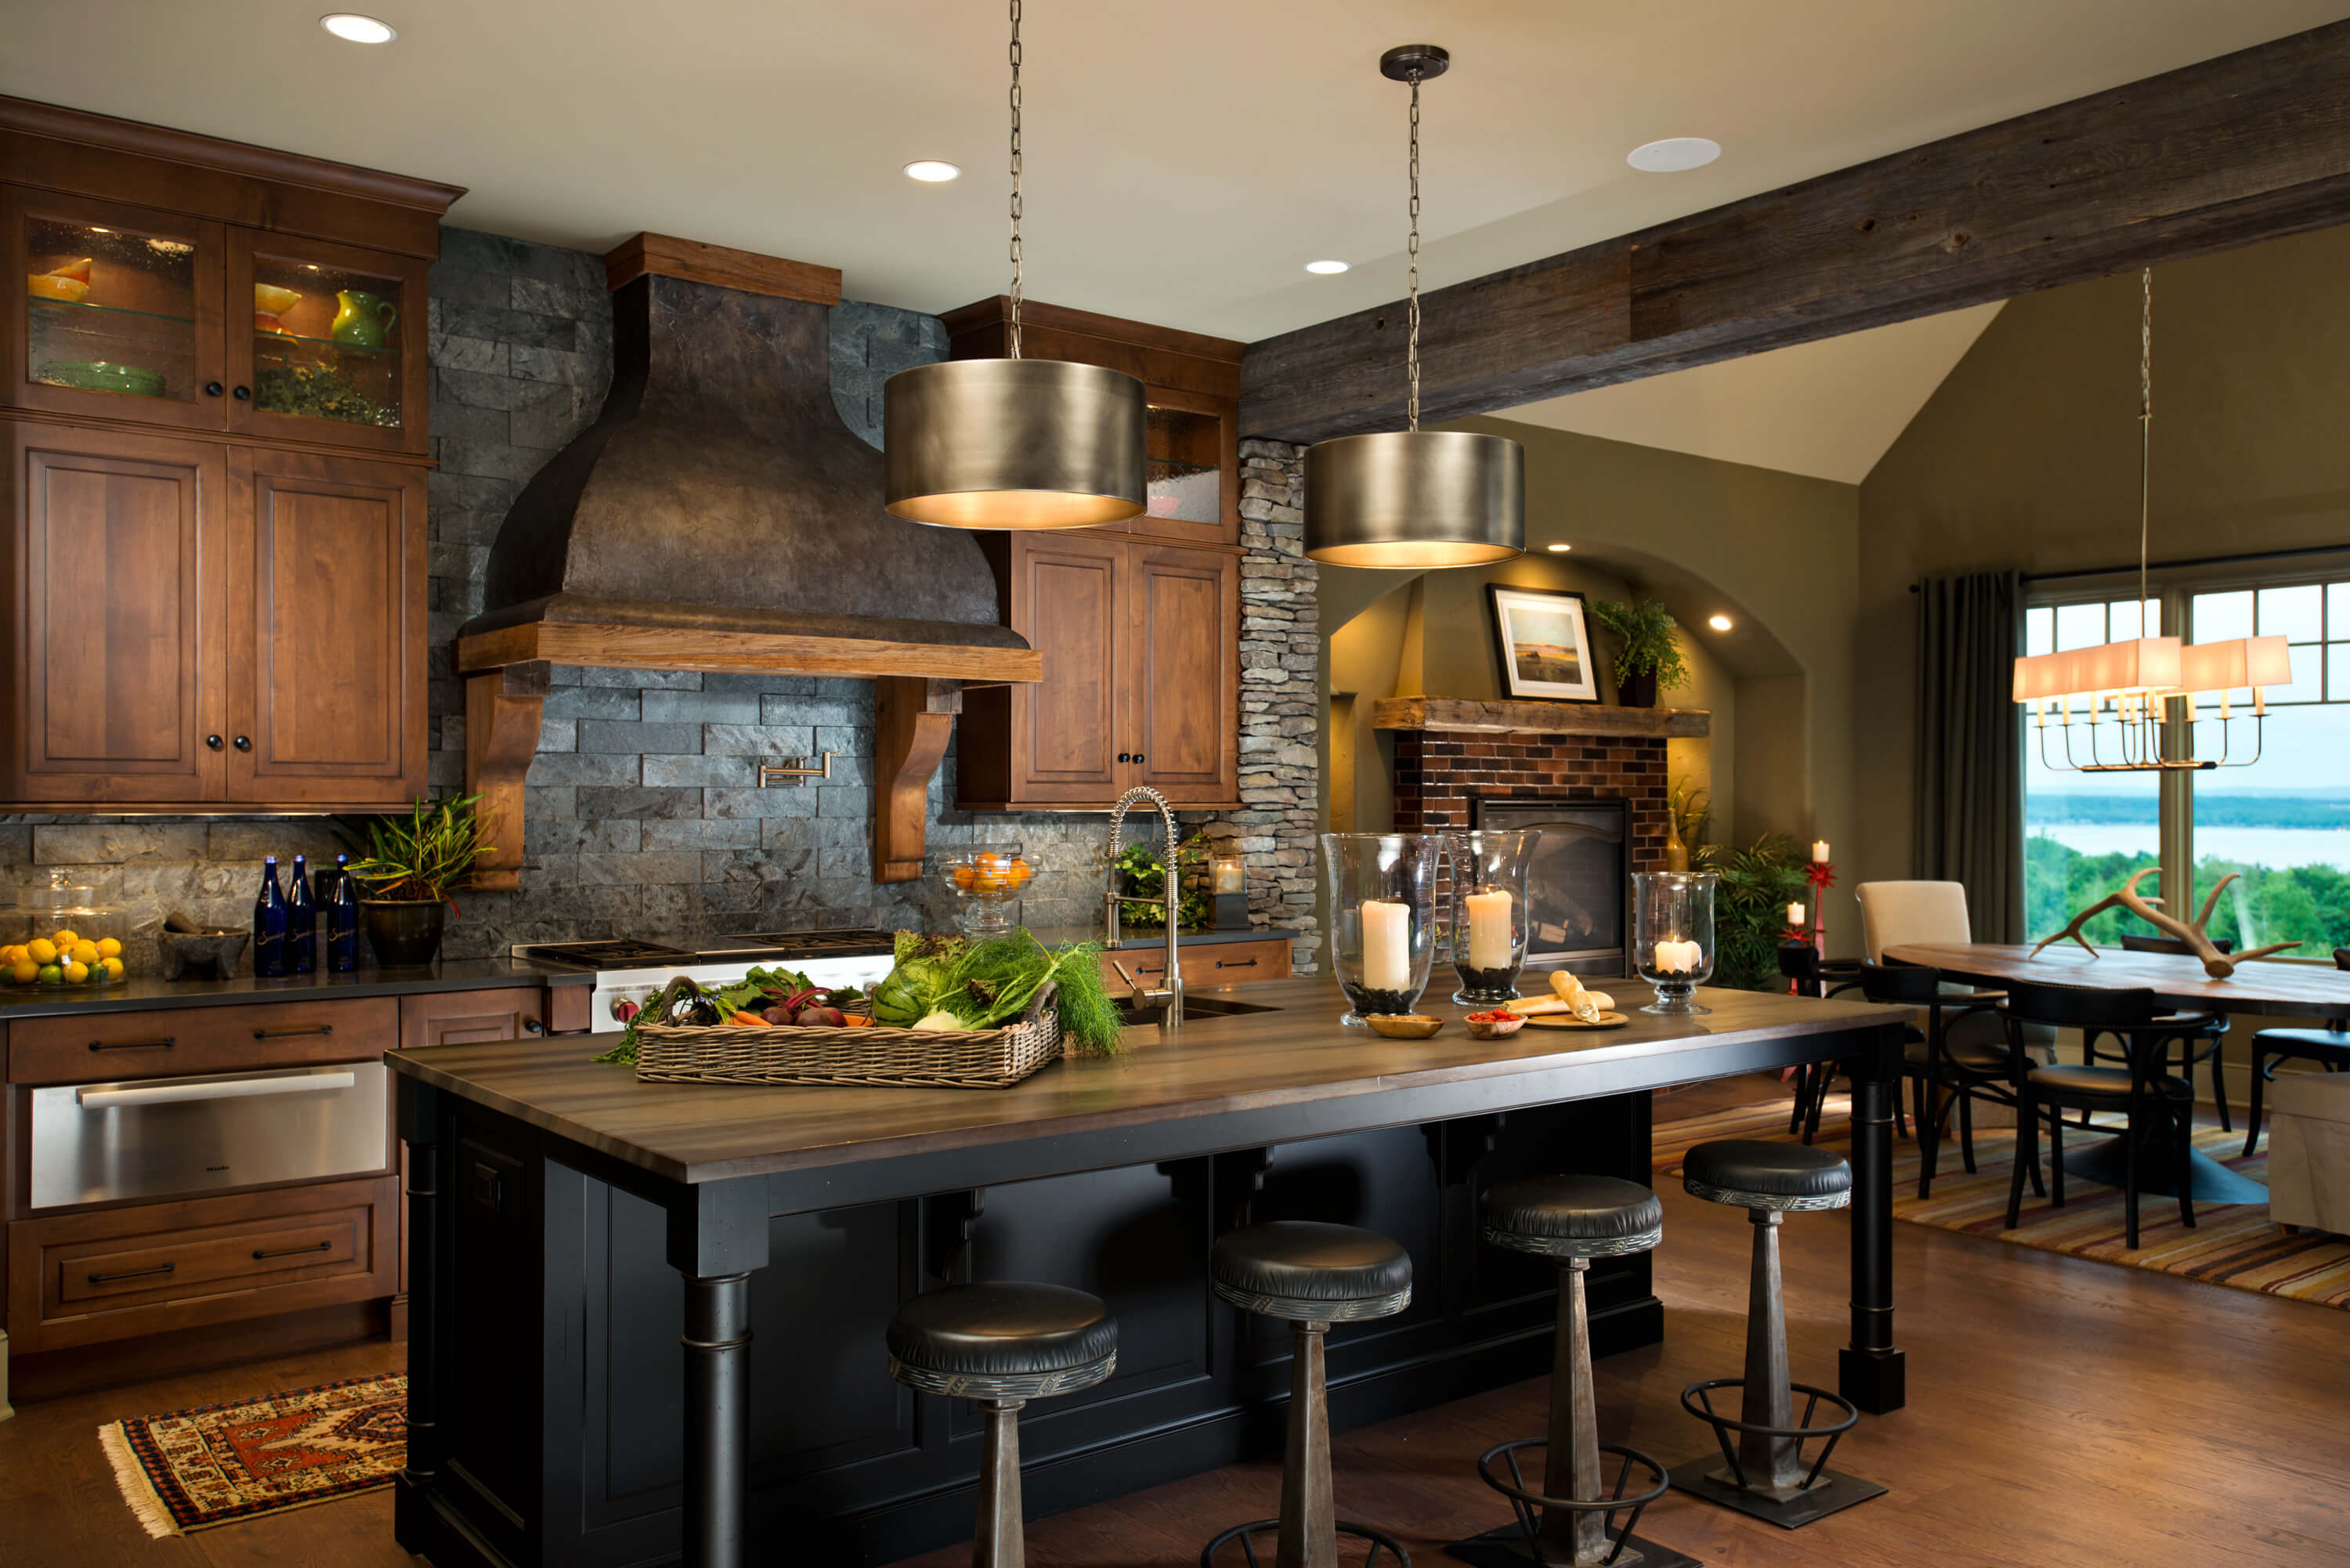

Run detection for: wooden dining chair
[[2077, 932, 2234, 1134], [2000, 980, 2196, 1250], [1858, 962, 2026, 1199], [2243, 947, 2350, 1157], [1776, 941, 1878, 1141]]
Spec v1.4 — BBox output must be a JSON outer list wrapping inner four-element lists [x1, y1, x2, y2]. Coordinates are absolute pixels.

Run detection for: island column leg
[[1839, 1023, 1907, 1414], [392, 1078, 443, 1552], [668, 1178, 772, 1568]]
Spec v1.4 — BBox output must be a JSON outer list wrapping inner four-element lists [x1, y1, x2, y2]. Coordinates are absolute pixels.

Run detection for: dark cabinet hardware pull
[[1132, 752, 1145, 764], [203, 381, 224, 397], [90, 1037, 175, 1051], [206, 734, 224, 750], [89, 1262, 175, 1284], [252, 1023, 333, 1040], [232, 385, 251, 399], [251, 1241, 332, 1261], [1116, 752, 1130, 763], [233, 735, 251, 751], [1215, 958, 1260, 970], [522, 1018, 544, 1035]]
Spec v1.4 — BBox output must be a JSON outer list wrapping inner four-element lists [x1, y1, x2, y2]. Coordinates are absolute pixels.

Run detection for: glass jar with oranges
[[5, 872, 130, 986]]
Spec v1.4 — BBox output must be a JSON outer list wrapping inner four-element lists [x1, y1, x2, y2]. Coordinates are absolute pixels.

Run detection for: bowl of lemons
[[8, 876, 131, 987]]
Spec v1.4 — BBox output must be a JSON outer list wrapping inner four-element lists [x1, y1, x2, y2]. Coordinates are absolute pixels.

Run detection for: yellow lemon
[[96, 936, 122, 959], [27, 938, 57, 966], [9, 959, 36, 985], [100, 956, 125, 981], [69, 940, 99, 967], [52, 928, 78, 948], [0, 945, 20, 965], [61, 959, 89, 985]]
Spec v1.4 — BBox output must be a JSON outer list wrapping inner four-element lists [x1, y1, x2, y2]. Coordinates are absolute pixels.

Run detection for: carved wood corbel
[[463, 662, 549, 894], [873, 677, 960, 883], [2027, 867, 2301, 977]]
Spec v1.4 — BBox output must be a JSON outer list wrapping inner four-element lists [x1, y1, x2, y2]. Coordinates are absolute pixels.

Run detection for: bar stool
[[887, 1281, 1117, 1567], [1202, 1220, 1414, 1568], [1667, 1140, 1883, 1529], [1454, 1175, 1697, 1568]]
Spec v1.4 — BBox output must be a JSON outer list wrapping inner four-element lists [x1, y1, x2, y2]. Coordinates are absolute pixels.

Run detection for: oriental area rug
[[1654, 1096, 2350, 1310], [100, 1373, 406, 1537]]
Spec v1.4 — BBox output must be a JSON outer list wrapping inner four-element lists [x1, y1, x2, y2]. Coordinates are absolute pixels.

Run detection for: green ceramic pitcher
[[330, 290, 398, 350]]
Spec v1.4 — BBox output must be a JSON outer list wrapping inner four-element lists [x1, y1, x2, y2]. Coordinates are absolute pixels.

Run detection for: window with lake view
[[2023, 578, 2350, 956]]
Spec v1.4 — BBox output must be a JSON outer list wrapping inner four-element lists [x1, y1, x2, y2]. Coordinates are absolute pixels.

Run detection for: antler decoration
[[2026, 868, 2301, 977]]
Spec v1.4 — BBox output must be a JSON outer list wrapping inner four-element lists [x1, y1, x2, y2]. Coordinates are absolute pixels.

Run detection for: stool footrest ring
[[1473, 1438, 1669, 1568], [1677, 1378, 1859, 1495], [1202, 1517, 1412, 1568]]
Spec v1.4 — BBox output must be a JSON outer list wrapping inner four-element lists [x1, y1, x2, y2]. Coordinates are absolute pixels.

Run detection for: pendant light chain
[[1406, 69, 1423, 432], [2138, 266, 2153, 627], [1007, 0, 1024, 359]]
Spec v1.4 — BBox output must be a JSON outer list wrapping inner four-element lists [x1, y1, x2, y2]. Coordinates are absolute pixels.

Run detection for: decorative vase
[[1663, 813, 1690, 873], [1632, 870, 1717, 1014], [360, 898, 445, 967], [330, 289, 398, 349], [1321, 833, 1444, 1026], [1450, 829, 1537, 1006], [1617, 670, 1658, 709]]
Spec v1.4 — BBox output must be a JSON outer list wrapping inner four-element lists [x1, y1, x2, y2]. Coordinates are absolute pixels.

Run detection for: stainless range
[[513, 930, 898, 1032]]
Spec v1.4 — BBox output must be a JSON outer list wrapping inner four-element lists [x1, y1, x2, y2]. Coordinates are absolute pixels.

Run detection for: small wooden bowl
[[1365, 1013, 1444, 1039], [1464, 1013, 1525, 1039]]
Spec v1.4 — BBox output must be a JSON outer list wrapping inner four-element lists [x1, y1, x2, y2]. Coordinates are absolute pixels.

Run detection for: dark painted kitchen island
[[385, 975, 1911, 1568]]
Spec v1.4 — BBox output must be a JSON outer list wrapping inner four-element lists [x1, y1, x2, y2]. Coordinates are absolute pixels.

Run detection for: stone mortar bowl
[[159, 920, 249, 981]]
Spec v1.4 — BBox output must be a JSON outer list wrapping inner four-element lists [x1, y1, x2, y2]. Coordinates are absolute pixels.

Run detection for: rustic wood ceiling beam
[[1241, 20, 2350, 443]]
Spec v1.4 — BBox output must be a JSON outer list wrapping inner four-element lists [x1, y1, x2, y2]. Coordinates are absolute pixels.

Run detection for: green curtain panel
[[1914, 571, 2024, 942]]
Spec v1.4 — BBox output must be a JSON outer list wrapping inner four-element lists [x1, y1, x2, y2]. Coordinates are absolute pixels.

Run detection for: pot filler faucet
[[1104, 786, 1184, 1030]]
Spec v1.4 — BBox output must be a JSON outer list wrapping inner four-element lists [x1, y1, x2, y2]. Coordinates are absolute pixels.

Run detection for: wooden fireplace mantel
[[1370, 696, 1709, 739]]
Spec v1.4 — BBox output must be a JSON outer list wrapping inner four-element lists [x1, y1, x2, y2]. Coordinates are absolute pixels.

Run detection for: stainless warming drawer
[[28, 1060, 390, 1210]]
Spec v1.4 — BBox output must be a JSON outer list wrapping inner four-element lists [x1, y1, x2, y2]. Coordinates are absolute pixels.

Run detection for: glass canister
[[1321, 833, 1444, 1025], [1632, 869, 1717, 1014], [6, 870, 131, 988], [1450, 829, 1537, 1006]]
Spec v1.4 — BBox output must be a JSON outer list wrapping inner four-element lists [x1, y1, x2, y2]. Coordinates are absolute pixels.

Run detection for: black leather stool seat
[[1683, 1139, 1853, 1212], [1211, 1221, 1413, 1321], [2026, 1061, 2191, 1107], [885, 1281, 1116, 1398], [1483, 1173, 1663, 1259]]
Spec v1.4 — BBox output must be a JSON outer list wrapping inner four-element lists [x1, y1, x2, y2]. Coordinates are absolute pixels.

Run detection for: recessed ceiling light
[[903, 160, 961, 183], [1627, 137, 1721, 174], [1546, 543, 1572, 553], [320, 13, 396, 43], [1304, 259, 1350, 275], [1708, 614, 1734, 631]]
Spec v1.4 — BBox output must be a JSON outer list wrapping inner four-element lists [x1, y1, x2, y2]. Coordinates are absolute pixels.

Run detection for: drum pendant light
[[1306, 45, 1524, 569], [884, 0, 1146, 529]]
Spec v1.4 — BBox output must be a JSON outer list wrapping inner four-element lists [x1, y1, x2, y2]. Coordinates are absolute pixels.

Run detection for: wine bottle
[[253, 856, 289, 978], [326, 853, 360, 973], [287, 853, 316, 974]]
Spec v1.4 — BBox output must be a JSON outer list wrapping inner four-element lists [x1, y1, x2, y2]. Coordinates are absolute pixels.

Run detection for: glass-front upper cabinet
[[227, 231, 428, 455], [1128, 386, 1238, 546], [5, 189, 227, 431]]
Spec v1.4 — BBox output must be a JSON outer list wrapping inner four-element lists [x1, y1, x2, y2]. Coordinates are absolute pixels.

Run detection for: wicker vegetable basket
[[632, 985, 1063, 1090]]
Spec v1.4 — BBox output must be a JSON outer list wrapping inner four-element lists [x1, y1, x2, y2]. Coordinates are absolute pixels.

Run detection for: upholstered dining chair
[[1854, 880, 1976, 965], [2243, 947, 2350, 1157], [2082, 933, 2234, 1135]]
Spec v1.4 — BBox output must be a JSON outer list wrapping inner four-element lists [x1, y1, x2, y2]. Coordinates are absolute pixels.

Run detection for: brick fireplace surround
[[1390, 730, 1670, 873]]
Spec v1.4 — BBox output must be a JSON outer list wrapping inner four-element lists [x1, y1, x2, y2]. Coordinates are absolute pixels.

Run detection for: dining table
[[1883, 941, 2350, 1204]]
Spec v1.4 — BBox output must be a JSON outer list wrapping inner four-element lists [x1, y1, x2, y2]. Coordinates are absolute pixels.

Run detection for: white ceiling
[[1499, 302, 2006, 485], [4, 2, 2345, 341]]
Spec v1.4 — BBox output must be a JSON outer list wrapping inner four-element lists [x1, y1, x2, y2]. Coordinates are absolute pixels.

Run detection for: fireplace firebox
[[1470, 797, 1628, 976]]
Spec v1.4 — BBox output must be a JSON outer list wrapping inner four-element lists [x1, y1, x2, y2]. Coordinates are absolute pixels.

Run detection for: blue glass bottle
[[287, 854, 316, 974], [253, 856, 289, 978], [326, 854, 360, 973]]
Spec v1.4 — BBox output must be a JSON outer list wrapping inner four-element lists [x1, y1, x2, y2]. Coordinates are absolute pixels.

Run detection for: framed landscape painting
[[1488, 586, 1600, 702]]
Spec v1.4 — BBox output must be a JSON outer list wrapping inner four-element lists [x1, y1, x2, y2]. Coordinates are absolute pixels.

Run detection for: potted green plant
[[1587, 597, 1690, 708], [346, 795, 491, 966], [1113, 832, 1210, 928]]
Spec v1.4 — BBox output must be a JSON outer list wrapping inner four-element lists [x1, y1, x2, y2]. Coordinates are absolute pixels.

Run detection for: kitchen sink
[[1115, 994, 1283, 1026]]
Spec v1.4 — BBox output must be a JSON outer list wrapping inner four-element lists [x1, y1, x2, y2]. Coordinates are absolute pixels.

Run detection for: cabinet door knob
[[1132, 752, 1144, 764], [233, 735, 251, 751], [522, 1018, 544, 1035], [206, 734, 223, 750], [204, 381, 224, 397], [232, 385, 251, 400], [1116, 752, 1131, 764]]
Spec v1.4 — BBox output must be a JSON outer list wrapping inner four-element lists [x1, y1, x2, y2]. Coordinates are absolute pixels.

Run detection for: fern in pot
[[1588, 597, 1690, 709], [346, 795, 491, 966]]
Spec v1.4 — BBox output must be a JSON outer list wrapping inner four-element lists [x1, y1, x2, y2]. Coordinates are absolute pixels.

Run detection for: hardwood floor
[[2, 1073, 2344, 1567]]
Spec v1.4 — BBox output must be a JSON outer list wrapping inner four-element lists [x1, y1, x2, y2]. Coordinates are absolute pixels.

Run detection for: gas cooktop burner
[[521, 938, 699, 970], [726, 929, 897, 958]]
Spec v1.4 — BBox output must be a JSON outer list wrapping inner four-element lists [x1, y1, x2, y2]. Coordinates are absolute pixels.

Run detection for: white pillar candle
[[1464, 890, 1514, 972], [1788, 901, 1806, 927], [1652, 938, 1704, 974], [1361, 899, 1412, 993], [1812, 840, 1831, 863], [1211, 858, 1246, 894]]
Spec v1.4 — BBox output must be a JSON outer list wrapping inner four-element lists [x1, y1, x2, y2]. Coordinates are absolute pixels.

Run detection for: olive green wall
[[1852, 222, 2350, 899]]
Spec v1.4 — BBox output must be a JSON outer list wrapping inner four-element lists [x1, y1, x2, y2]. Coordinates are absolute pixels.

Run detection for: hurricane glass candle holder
[[1321, 833, 1444, 1025], [1450, 829, 1537, 1006], [1632, 869, 1718, 1014]]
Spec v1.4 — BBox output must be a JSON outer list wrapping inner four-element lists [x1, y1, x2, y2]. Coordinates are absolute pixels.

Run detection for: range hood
[[457, 234, 1037, 888]]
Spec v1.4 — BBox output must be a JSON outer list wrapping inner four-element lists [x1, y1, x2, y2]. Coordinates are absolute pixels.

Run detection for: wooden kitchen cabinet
[[398, 988, 548, 1051], [1128, 541, 1238, 798], [1098, 937, 1292, 992]]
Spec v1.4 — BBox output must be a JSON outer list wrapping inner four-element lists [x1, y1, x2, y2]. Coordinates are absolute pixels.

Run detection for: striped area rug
[[1654, 1094, 2350, 1310]]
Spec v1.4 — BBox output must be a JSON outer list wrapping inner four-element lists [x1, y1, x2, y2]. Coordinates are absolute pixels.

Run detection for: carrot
[[841, 1013, 875, 1027], [730, 1010, 768, 1027]]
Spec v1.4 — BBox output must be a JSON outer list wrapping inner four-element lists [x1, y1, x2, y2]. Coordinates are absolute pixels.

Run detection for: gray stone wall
[[0, 229, 1321, 975]]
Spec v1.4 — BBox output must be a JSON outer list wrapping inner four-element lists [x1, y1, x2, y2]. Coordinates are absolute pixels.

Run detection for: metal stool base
[[1202, 1517, 1413, 1567], [1664, 1461, 1884, 1529], [1447, 1522, 1701, 1568]]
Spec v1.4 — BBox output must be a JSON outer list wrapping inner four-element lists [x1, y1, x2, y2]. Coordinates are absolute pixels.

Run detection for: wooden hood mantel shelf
[[1371, 696, 1709, 739]]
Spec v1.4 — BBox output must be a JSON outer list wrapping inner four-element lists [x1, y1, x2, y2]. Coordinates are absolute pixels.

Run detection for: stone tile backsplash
[[2, 229, 1321, 974]]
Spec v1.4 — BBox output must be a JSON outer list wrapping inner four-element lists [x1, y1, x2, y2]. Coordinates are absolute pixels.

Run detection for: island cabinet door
[[2, 421, 229, 804], [223, 448, 425, 806], [1123, 541, 1238, 804]]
